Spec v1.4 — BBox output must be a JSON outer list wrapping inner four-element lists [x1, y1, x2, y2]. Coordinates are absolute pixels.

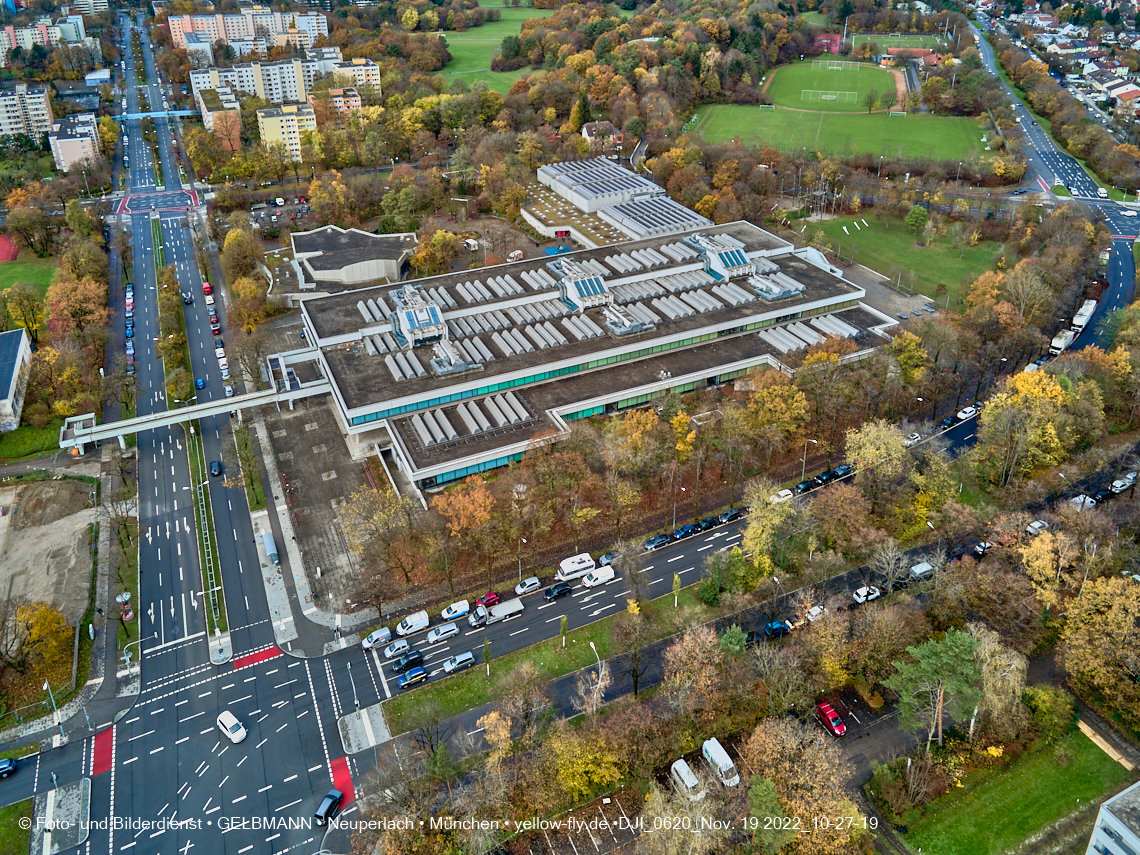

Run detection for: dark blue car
[[764, 621, 790, 638], [644, 534, 671, 550], [718, 508, 744, 524], [671, 524, 698, 541]]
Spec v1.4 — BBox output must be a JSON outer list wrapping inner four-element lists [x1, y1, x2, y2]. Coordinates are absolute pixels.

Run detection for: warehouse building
[[290, 225, 416, 288], [290, 221, 892, 496]]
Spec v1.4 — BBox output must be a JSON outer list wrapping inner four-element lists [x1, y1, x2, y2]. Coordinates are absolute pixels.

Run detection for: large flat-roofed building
[[168, 9, 327, 51], [48, 111, 99, 172], [256, 103, 316, 161], [291, 225, 416, 288], [1086, 779, 1140, 855], [196, 87, 241, 149], [293, 222, 890, 493], [528, 157, 713, 244], [0, 328, 31, 432]]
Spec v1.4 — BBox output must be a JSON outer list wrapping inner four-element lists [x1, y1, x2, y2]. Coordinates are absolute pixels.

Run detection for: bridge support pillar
[[117, 435, 126, 449]]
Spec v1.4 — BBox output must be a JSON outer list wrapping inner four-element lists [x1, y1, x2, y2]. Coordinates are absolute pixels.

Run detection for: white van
[[909, 561, 934, 581], [463, 238, 479, 252], [556, 553, 596, 582], [395, 610, 430, 637], [670, 759, 706, 801], [582, 565, 616, 588], [701, 738, 739, 787], [1098, 187, 1109, 198]]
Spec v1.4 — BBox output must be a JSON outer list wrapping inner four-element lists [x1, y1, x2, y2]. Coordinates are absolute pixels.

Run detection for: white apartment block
[[183, 32, 267, 66], [190, 56, 379, 105], [169, 8, 327, 51], [0, 84, 54, 141], [0, 15, 97, 68], [1087, 779, 1140, 855], [49, 111, 99, 172], [69, 0, 109, 14], [256, 103, 316, 161]]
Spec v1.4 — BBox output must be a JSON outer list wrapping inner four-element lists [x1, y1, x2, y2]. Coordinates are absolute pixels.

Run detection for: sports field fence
[[801, 90, 858, 103]]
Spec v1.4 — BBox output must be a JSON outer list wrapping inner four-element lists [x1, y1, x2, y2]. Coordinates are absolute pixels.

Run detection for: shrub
[[1023, 684, 1077, 743]]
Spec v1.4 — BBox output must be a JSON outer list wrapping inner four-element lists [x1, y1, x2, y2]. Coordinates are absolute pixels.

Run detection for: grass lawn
[[1051, 185, 1072, 197], [441, 6, 556, 94], [0, 249, 57, 297], [812, 214, 998, 303], [692, 104, 986, 160], [905, 732, 1135, 855], [766, 60, 897, 112], [851, 33, 946, 49], [798, 10, 830, 24], [383, 586, 710, 733], [0, 799, 32, 855], [0, 420, 65, 459]]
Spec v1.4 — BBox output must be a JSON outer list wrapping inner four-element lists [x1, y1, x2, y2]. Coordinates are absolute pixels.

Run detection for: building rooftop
[[51, 112, 98, 140], [199, 88, 239, 111], [257, 103, 315, 119], [292, 225, 416, 267], [599, 195, 713, 239], [0, 329, 27, 395], [524, 183, 629, 247], [302, 221, 863, 415], [538, 158, 660, 205], [1107, 780, 1140, 839]]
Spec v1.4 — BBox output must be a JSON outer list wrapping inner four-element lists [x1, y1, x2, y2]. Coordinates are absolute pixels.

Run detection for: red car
[[202, 282, 212, 295], [816, 702, 847, 737], [477, 592, 500, 607]]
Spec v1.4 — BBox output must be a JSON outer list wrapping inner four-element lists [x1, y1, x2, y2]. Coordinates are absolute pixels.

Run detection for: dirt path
[[887, 67, 907, 110]]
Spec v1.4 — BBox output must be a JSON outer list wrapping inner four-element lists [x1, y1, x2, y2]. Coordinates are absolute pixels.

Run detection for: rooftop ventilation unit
[[603, 304, 654, 336]]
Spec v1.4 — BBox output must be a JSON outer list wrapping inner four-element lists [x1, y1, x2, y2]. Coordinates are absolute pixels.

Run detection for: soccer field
[[765, 60, 897, 112], [691, 104, 986, 160], [851, 33, 945, 49]]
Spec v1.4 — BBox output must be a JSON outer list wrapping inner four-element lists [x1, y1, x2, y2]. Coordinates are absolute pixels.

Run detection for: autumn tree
[[661, 625, 722, 719], [740, 717, 866, 855], [46, 276, 109, 336], [340, 485, 424, 588], [544, 721, 623, 802], [740, 477, 794, 584], [4, 282, 44, 342], [968, 622, 1028, 740], [638, 782, 730, 855], [751, 642, 812, 716], [494, 660, 549, 740], [885, 629, 982, 750], [845, 419, 909, 516], [1017, 528, 1078, 611], [222, 227, 260, 281], [862, 88, 881, 113], [18, 602, 72, 671], [1060, 575, 1140, 727], [809, 481, 873, 554], [611, 609, 654, 696]]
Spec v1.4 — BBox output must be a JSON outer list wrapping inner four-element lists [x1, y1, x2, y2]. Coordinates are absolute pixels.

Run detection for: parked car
[[1092, 488, 1113, 504], [815, 702, 847, 737], [853, 586, 881, 604], [381, 639, 409, 659], [314, 789, 344, 826], [426, 622, 460, 644], [360, 628, 391, 650], [544, 581, 572, 601], [440, 600, 470, 621], [644, 534, 671, 550], [224, 385, 234, 398], [391, 651, 424, 674], [1026, 520, 1049, 536], [833, 463, 855, 478], [216, 710, 247, 744], [477, 591, 500, 608], [202, 282, 212, 295], [396, 666, 427, 689], [718, 508, 744, 523], [769, 489, 794, 504], [938, 416, 956, 430], [904, 432, 922, 447], [806, 605, 827, 623], [792, 480, 813, 495], [812, 469, 837, 488], [598, 551, 618, 566], [1069, 494, 1096, 512], [0, 758, 15, 778], [764, 621, 789, 638], [957, 406, 978, 420], [515, 577, 541, 596], [443, 652, 476, 674], [582, 566, 616, 588], [1111, 472, 1138, 493], [974, 541, 994, 555], [697, 516, 719, 531], [672, 524, 698, 540]]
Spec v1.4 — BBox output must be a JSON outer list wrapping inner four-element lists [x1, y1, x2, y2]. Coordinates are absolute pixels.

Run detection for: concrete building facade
[[256, 103, 316, 160], [190, 56, 380, 106], [48, 110, 98, 171], [0, 83, 53, 140], [1086, 779, 1140, 855], [168, 9, 327, 51], [0, 328, 31, 432], [196, 86, 241, 149]]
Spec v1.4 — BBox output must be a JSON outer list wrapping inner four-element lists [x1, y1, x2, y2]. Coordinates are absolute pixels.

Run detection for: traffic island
[[338, 703, 391, 754], [31, 777, 89, 855]]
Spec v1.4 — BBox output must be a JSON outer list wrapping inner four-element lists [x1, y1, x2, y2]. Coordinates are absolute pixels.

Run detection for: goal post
[[758, 104, 776, 111], [801, 89, 858, 103], [889, 110, 907, 116]]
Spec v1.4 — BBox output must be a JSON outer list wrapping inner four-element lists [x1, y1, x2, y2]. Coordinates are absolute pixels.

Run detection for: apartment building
[[169, 8, 327, 51], [0, 84, 53, 141], [196, 86, 241, 149], [257, 103, 316, 161], [48, 111, 99, 171], [183, 31, 266, 65], [0, 14, 97, 68], [69, 0, 108, 14], [190, 56, 379, 105]]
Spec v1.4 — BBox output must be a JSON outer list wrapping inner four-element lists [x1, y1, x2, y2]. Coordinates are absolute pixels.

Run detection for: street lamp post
[[517, 537, 527, 583], [43, 680, 64, 739], [801, 439, 818, 483], [588, 640, 603, 711]]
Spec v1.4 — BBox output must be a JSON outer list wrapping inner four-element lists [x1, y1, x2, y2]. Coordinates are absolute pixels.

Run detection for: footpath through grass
[[905, 732, 1134, 855], [384, 586, 709, 733], [811, 213, 998, 304], [692, 104, 986, 160]]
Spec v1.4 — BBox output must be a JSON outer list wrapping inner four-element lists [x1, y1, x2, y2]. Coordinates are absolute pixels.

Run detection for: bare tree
[[571, 658, 611, 716], [870, 538, 909, 590], [611, 610, 654, 696]]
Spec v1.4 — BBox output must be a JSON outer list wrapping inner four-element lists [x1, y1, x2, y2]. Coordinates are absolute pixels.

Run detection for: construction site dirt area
[[0, 479, 95, 621]]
